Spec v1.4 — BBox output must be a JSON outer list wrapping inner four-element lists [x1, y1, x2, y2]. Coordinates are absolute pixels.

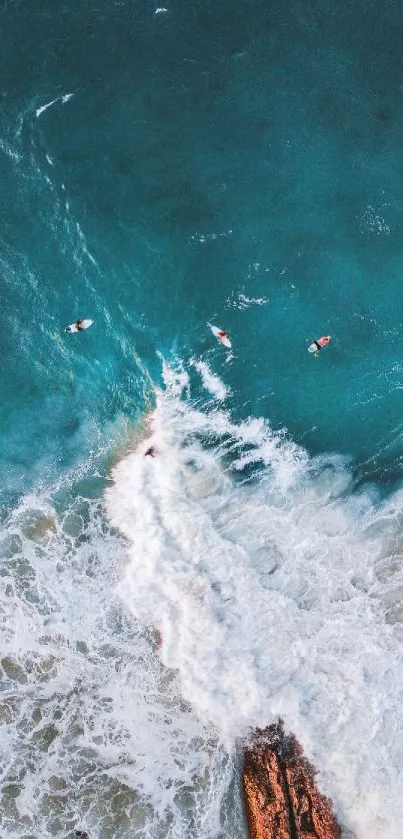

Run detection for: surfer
[[75, 832, 89, 839], [217, 329, 230, 344], [308, 335, 331, 357], [65, 319, 93, 333], [66, 319, 85, 333], [145, 446, 155, 458], [209, 324, 232, 348]]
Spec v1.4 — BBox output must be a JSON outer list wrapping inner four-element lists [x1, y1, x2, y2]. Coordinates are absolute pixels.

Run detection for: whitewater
[[2, 356, 403, 838], [106, 360, 403, 839]]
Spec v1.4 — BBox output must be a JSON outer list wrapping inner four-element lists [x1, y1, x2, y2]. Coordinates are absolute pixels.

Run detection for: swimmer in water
[[144, 446, 155, 458], [308, 335, 331, 357]]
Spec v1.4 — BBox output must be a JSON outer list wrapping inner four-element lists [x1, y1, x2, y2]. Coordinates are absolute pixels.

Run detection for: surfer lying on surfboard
[[65, 319, 94, 334], [217, 329, 230, 345], [209, 324, 232, 348], [308, 335, 331, 357]]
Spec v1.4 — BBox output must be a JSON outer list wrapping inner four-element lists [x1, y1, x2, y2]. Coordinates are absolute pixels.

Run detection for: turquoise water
[[3, 2, 403, 837], [3, 0, 403, 497]]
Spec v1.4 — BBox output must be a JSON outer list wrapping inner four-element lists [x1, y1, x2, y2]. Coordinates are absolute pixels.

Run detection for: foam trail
[[36, 97, 58, 117], [191, 359, 230, 401], [36, 93, 74, 117], [106, 360, 403, 839]]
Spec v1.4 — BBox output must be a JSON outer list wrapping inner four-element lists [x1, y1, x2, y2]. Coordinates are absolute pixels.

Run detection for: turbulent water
[[3, 0, 403, 837]]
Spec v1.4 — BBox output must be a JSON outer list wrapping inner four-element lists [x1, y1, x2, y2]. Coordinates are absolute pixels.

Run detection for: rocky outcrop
[[243, 722, 341, 839]]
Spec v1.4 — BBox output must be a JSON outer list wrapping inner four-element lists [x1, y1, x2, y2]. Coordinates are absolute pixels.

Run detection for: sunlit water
[[3, 0, 403, 837]]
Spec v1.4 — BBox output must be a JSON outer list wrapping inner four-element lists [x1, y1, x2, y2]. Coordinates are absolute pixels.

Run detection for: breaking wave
[[106, 359, 403, 839]]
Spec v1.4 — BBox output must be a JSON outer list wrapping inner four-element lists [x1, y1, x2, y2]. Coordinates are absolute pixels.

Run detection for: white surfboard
[[210, 324, 232, 349], [65, 319, 94, 333]]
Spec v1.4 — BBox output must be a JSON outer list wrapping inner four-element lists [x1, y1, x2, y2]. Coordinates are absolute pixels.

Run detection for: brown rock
[[243, 722, 341, 839]]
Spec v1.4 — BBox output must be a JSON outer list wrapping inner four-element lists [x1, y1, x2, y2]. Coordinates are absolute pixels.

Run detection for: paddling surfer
[[308, 335, 331, 357], [217, 329, 229, 345], [65, 319, 94, 334], [66, 319, 85, 333]]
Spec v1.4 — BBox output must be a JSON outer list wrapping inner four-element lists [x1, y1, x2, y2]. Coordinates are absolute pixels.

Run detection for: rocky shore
[[243, 722, 341, 839]]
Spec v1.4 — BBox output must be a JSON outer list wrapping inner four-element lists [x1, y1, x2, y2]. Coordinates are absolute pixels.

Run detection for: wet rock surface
[[243, 722, 341, 839]]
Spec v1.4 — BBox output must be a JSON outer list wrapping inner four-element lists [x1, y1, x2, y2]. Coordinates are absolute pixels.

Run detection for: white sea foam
[[190, 229, 233, 244], [36, 97, 59, 118], [36, 93, 74, 118], [226, 291, 269, 310], [360, 204, 391, 236], [192, 359, 230, 401], [105, 360, 403, 839], [3, 360, 403, 838], [237, 293, 268, 308], [0, 476, 233, 838]]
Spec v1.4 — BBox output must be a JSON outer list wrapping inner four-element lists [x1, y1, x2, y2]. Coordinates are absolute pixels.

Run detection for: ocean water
[[2, 0, 403, 837]]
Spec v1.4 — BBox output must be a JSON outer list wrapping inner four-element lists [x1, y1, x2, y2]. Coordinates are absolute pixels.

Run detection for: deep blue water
[[3, 0, 403, 499]]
